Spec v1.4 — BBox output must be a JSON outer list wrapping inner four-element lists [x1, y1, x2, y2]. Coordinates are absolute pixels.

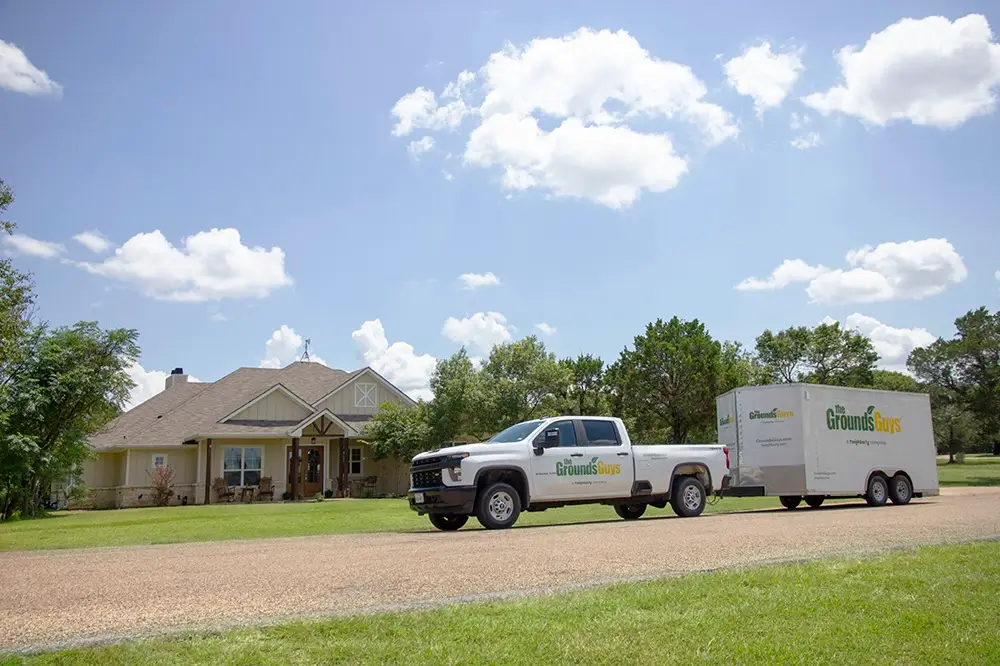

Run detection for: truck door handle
[[617, 452, 630, 457], [570, 453, 583, 458]]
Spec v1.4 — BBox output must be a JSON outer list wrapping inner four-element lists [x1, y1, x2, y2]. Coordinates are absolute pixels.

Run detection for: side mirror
[[532, 428, 560, 455]]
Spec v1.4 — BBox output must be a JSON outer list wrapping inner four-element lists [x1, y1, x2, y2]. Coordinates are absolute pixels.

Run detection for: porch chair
[[361, 475, 378, 498], [257, 476, 275, 502], [212, 477, 235, 503]]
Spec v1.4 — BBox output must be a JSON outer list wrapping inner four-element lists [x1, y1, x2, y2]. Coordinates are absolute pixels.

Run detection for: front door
[[288, 445, 324, 497]]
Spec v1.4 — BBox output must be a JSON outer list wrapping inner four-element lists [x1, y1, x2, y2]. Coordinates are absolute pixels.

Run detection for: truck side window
[[534, 420, 578, 447], [582, 420, 620, 446]]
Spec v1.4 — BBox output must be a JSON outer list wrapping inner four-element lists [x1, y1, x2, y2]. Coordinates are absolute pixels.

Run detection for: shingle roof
[[90, 362, 363, 451]]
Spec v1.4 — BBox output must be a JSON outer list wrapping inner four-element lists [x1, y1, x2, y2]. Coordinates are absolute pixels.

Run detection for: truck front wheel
[[670, 476, 706, 517], [614, 504, 647, 520], [475, 482, 522, 529], [428, 513, 469, 531]]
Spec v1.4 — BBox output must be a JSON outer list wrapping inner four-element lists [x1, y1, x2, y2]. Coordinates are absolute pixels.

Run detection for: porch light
[[311, 437, 316, 445]]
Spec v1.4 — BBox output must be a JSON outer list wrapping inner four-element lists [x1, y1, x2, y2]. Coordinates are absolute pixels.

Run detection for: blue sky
[[1, 1, 998, 407]]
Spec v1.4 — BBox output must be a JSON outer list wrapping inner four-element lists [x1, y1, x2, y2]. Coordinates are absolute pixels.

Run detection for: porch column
[[204, 438, 213, 505], [291, 437, 300, 500], [338, 437, 348, 497]]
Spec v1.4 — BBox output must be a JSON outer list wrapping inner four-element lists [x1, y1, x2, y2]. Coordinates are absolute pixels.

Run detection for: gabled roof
[[89, 362, 398, 451], [311, 366, 417, 408]]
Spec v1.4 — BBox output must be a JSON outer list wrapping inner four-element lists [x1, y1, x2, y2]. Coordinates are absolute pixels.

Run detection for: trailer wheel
[[889, 474, 913, 505], [779, 495, 802, 510], [804, 496, 824, 509], [428, 513, 468, 531], [865, 474, 889, 507], [475, 482, 522, 529], [614, 504, 647, 520], [670, 476, 706, 517]]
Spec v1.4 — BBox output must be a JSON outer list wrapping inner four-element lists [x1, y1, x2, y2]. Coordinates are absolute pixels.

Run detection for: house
[[76, 361, 416, 509]]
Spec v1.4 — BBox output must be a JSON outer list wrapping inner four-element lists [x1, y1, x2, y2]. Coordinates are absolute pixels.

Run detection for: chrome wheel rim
[[873, 480, 886, 502], [895, 479, 910, 500], [489, 491, 514, 522], [683, 485, 702, 511]]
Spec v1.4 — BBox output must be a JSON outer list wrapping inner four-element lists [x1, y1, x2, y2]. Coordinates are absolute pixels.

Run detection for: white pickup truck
[[407, 415, 731, 530]]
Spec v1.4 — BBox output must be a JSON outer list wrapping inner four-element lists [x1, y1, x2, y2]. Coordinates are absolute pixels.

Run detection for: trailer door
[[716, 392, 740, 485]]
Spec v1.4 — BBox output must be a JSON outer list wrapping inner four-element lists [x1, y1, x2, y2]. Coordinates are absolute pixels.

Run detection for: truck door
[[527, 419, 585, 501], [574, 419, 635, 499]]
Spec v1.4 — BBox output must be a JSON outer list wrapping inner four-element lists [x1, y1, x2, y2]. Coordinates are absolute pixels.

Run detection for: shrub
[[150, 466, 175, 506]]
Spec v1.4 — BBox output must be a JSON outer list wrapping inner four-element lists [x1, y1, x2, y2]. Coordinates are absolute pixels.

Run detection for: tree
[[361, 401, 432, 494], [909, 307, 1000, 455], [477, 336, 570, 434], [0, 322, 139, 520], [550, 354, 609, 416], [755, 322, 878, 387], [931, 396, 979, 463], [609, 317, 721, 443], [718, 340, 767, 392], [870, 369, 921, 393], [0, 179, 38, 393], [424, 348, 484, 442]]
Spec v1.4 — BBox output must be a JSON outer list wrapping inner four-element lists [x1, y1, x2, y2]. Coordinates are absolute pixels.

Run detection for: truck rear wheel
[[865, 474, 889, 506], [779, 495, 802, 509], [475, 482, 521, 529], [804, 496, 824, 509], [428, 513, 468, 531], [889, 474, 912, 505], [670, 476, 706, 517], [614, 504, 647, 520]]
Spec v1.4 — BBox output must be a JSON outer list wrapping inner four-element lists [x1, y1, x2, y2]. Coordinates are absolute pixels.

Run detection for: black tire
[[889, 474, 913, 505], [865, 474, 889, 506], [804, 496, 825, 509], [780, 495, 802, 509], [475, 482, 522, 529], [670, 476, 706, 517], [614, 504, 647, 520], [428, 513, 468, 531]]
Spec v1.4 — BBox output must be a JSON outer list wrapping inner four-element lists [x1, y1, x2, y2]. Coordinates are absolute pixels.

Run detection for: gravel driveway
[[3, 487, 999, 654]]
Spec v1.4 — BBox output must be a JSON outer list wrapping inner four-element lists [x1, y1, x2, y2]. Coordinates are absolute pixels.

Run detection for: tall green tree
[[0, 179, 38, 393], [478, 336, 570, 434], [870, 369, 921, 393], [425, 347, 483, 441], [1, 322, 139, 520], [755, 322, 878, 386], [909, 307, 1000, 455], [361, 401, 432, 494], [755, 326, 811, 383], [609, 316, 721, 443], [550, 353, 609, 416]]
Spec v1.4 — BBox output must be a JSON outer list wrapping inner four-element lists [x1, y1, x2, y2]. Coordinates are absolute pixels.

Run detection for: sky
[[1, 0, 998, 409]]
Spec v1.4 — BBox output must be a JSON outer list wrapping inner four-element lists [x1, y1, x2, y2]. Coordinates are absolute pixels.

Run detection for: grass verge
[[937, 454, 1000, 487], [10, 541, 999, 665]]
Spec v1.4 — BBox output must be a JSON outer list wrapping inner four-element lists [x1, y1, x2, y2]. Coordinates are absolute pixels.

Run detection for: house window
[[355, 383, 377, 408], [223, 447, 262, 486], [152, 454, 168, 469], [349, 447, 362, 475]]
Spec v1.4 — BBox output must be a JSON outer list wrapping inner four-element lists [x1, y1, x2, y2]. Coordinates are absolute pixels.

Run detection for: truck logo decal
[[749, 408, 794, 420], [718, 415, 734, 426], [555, 457, 622, 477], [826, 405, 902, 434]]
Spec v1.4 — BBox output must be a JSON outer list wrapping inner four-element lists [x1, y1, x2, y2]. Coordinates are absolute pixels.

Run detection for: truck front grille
[[411, 469, 443, 488]]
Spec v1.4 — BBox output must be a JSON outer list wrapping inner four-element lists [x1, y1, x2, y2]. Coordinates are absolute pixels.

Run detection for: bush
[[324, 489, 333, 499], [150, 466, 175, 506]]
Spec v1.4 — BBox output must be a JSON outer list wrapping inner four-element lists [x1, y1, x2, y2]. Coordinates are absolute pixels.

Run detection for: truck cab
[[407, 415, 731, 531]]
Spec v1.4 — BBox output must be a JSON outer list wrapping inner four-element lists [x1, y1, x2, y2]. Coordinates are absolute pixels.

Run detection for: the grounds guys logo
[[719, 414, 734, 426], [749, 408, 794, 420], [826, 405, 902, 434], [556, 457, 621, 477]]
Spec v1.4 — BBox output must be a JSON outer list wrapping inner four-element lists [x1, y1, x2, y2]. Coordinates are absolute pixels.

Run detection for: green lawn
[[12, 541, 999, 665], [0, 495, 799, 552], [937, 454, 1000, 487]]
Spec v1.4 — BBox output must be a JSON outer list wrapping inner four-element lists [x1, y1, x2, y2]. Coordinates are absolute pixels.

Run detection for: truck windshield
[[488, 419, 544, 443]]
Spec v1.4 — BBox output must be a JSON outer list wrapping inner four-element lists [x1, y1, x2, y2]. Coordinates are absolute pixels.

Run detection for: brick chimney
[[165, 367, 188, 390]]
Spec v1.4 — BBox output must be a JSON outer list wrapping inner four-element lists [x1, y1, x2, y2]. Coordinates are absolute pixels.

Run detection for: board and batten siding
[[127, 448, 198, 487], [314, 374, 405, 416], [80, 452, 125, 488], [229, 389, 312, 422]]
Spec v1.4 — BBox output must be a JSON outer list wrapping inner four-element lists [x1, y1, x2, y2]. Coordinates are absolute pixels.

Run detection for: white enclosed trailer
[[716, 383, 938, 509]]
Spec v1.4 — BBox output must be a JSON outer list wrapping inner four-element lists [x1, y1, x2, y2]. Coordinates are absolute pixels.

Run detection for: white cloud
[[124, 363, 201, 410], [72, 230, 111, 253], [735, 258, 830, 291], [2, 233, 65, 258], [442, 170, 455, 181], [458, 271, 499, 289], [260, 325, 326, 368], [838, 313, 937, 373], [790, 132, 823, 149], [0, 39, 62, 97], [352, 319, 436, 401], [392, 27, 738, 209], [535, 322, 556, 335], [209, 312, 227, 322], [391, 87, 472, 136], [739, 238, 968, 304], [407, 136, 435, 158], [995, 269, 999, 283], [442, 311, 512, 353], [724, 42, 805, 116], [76, 228, 292, 302], [789, 112, 810, 130], [804, 14, 1000, 128]]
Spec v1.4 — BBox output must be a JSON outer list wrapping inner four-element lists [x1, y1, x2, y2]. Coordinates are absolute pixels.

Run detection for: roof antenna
[[301, 338, 312, 363]]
